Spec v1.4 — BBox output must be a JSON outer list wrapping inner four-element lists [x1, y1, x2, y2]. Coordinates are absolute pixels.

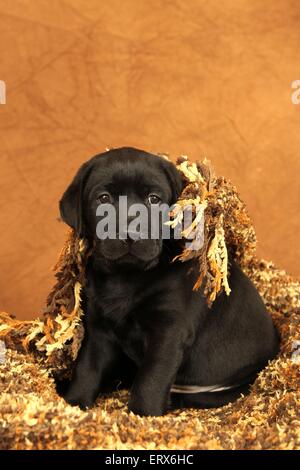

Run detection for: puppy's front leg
[[63, 328, 118, 409], [128, 325, 186, 416]]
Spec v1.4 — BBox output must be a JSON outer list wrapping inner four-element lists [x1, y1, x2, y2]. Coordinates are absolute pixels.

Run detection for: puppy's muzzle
[[100, 231, 160, 262]]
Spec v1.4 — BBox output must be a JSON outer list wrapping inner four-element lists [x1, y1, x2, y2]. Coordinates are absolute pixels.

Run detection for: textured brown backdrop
[[0, 0, 299, 320]]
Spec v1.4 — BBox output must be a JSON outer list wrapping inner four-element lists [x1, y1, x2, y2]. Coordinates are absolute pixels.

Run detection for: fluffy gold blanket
[[0, 156, 299, 449]]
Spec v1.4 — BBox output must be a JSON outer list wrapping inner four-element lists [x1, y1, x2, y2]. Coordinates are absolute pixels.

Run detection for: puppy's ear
[[161, 159, 185, 204], [59, 161, 92, 235]]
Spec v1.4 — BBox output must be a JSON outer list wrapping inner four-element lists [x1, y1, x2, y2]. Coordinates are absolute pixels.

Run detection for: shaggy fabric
[[0, 156, 299, 449], [0, 258, 299, 450]]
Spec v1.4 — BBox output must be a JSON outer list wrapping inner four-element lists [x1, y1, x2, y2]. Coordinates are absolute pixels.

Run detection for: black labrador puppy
[[58, 147, 279, 416]]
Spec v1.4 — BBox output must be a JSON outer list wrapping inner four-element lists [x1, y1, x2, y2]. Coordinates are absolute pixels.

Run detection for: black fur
[[57, 147, 279, 416]]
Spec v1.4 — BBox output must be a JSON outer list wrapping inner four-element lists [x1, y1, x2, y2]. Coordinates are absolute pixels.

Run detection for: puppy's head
[[60, 147, 184, 271]]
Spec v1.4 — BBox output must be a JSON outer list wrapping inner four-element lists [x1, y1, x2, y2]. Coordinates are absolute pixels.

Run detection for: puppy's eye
[[96, 193, 111, 204], [148, 194, 161, 205]]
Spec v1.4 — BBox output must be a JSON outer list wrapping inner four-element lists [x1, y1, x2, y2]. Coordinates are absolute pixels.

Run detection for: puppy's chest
[[86, 276, 160, 362], [89, 294, 147, 364], [86, 275, 148, 323], [91, 288, 135, 321]]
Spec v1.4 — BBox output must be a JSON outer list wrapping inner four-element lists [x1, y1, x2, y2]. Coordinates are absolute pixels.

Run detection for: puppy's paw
[[62, 388, 96, 410], [128, 397, 165, 417]]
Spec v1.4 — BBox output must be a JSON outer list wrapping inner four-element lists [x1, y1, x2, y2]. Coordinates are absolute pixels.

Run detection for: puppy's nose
[[119, 230, 141, 243], [128, 229, 141, 242]]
